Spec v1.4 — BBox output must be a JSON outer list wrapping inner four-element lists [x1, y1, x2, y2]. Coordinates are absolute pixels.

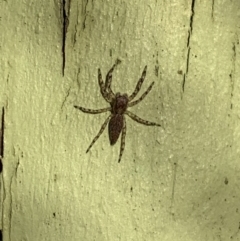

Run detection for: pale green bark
[[0, 0, 240, 240]]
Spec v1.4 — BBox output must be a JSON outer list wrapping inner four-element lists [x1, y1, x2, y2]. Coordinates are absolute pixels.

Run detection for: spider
[[74, 62, 161, 163]]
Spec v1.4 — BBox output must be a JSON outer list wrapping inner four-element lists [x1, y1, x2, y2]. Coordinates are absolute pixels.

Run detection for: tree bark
[[0, 0, 240, 240]]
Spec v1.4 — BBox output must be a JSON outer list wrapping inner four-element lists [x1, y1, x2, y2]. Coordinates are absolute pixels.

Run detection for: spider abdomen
[[108, 114, 123, 145]]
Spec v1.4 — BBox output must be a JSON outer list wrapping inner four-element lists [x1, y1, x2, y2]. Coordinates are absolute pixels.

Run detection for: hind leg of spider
[[86, 115, 112, 153], [128, 65, 147, 101], [74, 106, 110, 114], [126, 110, 161, 126], [118, 116, 126, 163]]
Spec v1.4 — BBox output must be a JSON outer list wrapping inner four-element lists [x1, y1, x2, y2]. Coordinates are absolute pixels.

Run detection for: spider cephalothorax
[[74, 62, 161, 163], [111, 93, 128, 115]]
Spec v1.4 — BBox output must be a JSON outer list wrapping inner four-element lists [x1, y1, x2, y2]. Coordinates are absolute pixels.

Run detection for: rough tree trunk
[[0, 0, 240, 240]]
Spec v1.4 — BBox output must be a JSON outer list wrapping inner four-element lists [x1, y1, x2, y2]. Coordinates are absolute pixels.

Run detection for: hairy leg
[[125, 110, 161, 126], [86, 115, 112, 153], [98, 68, 111, 102], [128, 82, 154, 107], [118, 116, 126, 163], [74, 106, 110, 114], [128, 65, 147, 101], [105, 59, 121, 97]]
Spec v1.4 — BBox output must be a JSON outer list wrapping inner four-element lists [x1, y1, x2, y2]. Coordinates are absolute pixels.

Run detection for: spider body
[[74, 62, 161, 163], [108, 113, 124, 145], [108, 93, 128, 144]]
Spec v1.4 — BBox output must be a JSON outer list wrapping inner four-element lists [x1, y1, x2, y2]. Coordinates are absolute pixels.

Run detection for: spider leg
[[118, 115, 126, 163], [125, 110, 161, 126], [86, 115, 112, 153], [128, 65, 147, 101], [105, 60, 121, 97], [98, 68, 111, 102], [128, 82, 154, 107], [74, 106, 110, 114]]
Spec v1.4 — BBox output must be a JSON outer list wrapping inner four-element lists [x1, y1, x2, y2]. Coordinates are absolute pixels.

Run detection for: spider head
[[111, 93, 129, 114]]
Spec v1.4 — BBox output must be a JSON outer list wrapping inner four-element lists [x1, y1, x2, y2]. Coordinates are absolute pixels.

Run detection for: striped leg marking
[[128, 65, 147, 101], [86, 115, 112, 153], [128, 82, 154, 107], [126, 111, 161, 126], [98, 68, 111, 102], [74, 106, 110, 114], [105, 60, 121, 95]]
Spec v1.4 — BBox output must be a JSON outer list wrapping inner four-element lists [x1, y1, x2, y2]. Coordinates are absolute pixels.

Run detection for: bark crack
[[170, 162, 177, 219], [8, 158, 20, 240], [229, 43, 236, 110], [61, 87, 71, 110], [82, 0, 89, 30], [0, 107, 5, 173], [183, 0, 195, 93], [211, 0, 215, 20], [61, 0, 71, 76]]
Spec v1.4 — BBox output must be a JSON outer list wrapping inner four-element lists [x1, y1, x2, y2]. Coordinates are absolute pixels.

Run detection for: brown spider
[[74, 62, 161, 163]]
